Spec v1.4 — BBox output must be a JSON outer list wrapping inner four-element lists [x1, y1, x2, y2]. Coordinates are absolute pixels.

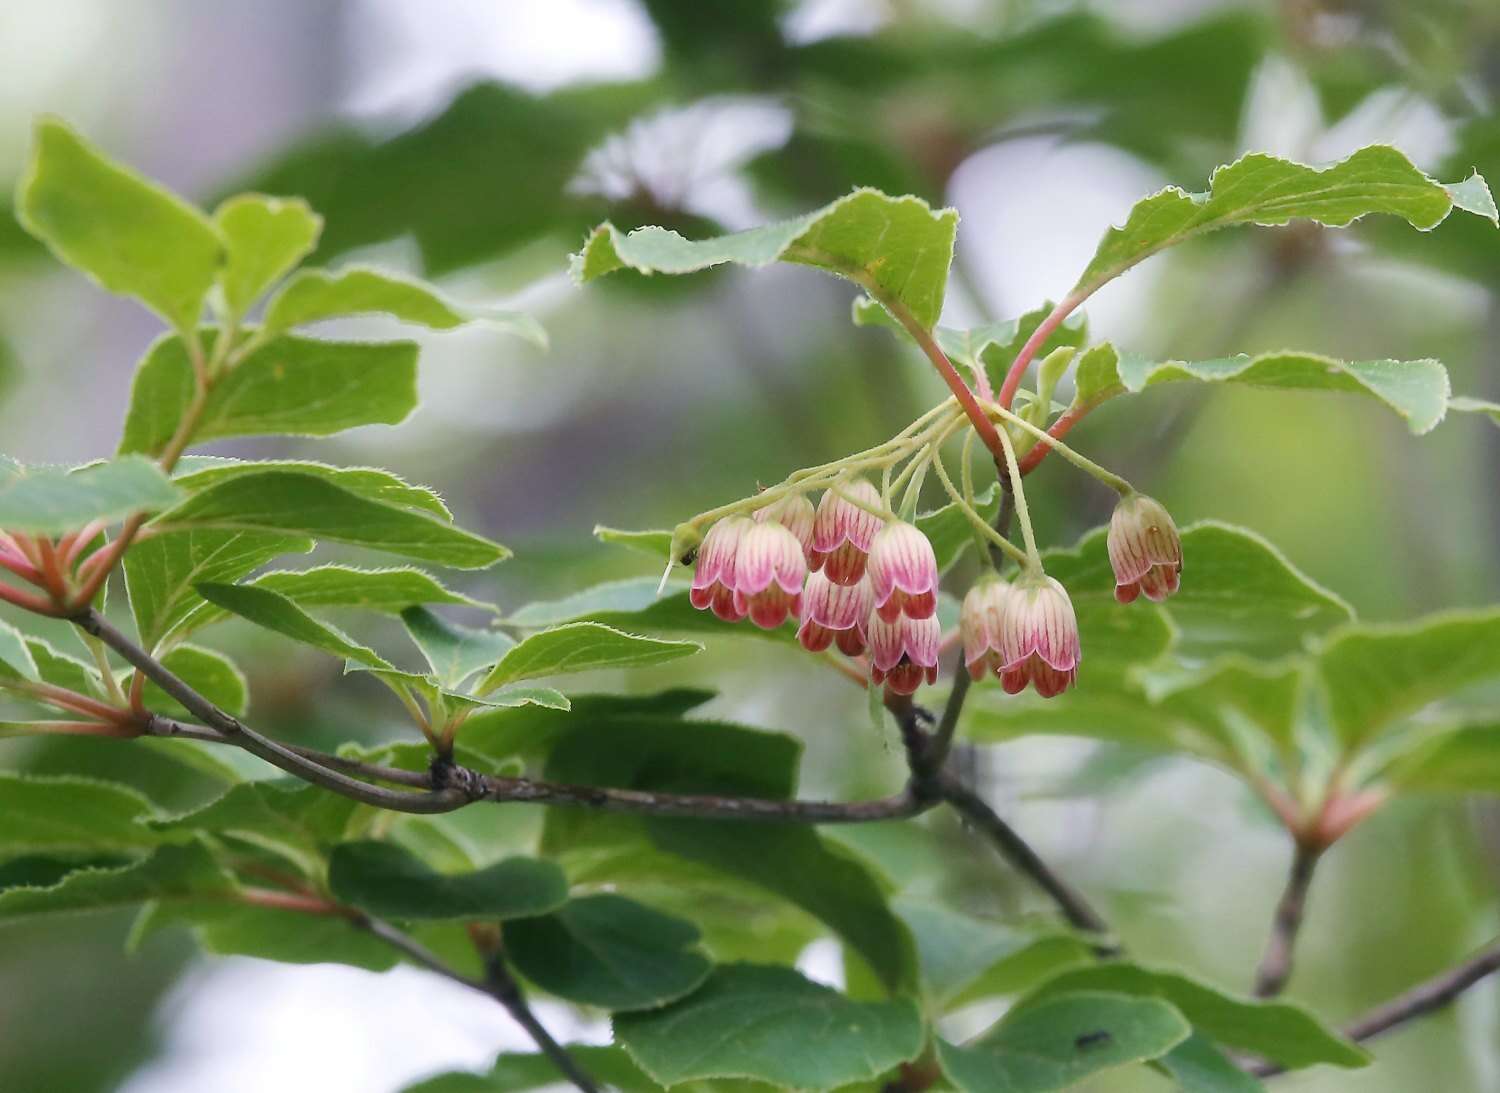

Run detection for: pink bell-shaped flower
[[756, 493, 816, 560], [732, 520, 808, 629], [867, 611, 941, 696], [797, 571, 874, 655], [867, 520, 939, 622], [961, 575, 1011, 681], [1107, 493, 1182, 604], [999, 571, 1080, 698], [689, 516, 753, 622], [812, 478, 883, 585]]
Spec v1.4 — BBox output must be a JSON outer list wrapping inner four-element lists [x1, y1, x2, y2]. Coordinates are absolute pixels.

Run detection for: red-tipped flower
[[867, 520, 939, 622], [732, 521, 808, 629], [798, 571, 874, 655], [690, 516, 753, 622], [999, 571, 1079, 698], [812, 478, 883, 585], [961, 575, 1011, 681], [867, 611, 941, 695], [1107, 493, 1182, 604], [757, 493, 816, 560]]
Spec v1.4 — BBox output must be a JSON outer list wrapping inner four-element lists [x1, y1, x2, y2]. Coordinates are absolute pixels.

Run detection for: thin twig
[[356, 916, 598, 1093], [1248, 938, 1500, 1079], [1253, 841, 1323, 998], [938, 772, 1115, 943]]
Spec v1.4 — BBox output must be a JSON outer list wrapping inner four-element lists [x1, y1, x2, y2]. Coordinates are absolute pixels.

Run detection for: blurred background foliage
[[0, 1, 1498, 1090]]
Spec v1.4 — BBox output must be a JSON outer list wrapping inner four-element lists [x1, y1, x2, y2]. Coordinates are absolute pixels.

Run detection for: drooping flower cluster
[[690, 478, 942, 695], [960, 570, 1080, 697]]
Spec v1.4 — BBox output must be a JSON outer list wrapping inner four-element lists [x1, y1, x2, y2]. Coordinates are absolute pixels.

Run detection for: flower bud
[[756, 493, 816, 559], [867, 520, 939, 622], [798, 571, 874, 654], [689, 516, 753, 622], [732, 521, 808, 629], [812, 478, 883, 585], [867, 611, 941, 695], [999, 571, 1079, 698], [961, 575, 1011, 681], [1107, 493, 1182, 604]]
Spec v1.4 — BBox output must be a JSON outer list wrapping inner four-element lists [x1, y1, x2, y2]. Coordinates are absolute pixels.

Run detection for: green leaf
[[119, 332, 418, 457], [0, 773, 160, 853], [1019, 963, 1368, 1070], [0, 619, 41, 682], [541, 717, 918, 994], [1075, 146, 1492, 298], [17, 118, 221, 332], [401, 1047, 659, 1093], [1318, 609, 1500, 750], [507, 893, 711, 1011], [1449, 395, 1500, 428], [254, 565, 485, 612], [140, 644, 248, 719], [477, 622, 700, 691], [174, 458, 453, 519], [458, 688, 713, 765], [401, 607, 516, 689], [0, 842, 234, 920], [506, 579, 796, 647], [1073, 343, 1452, 435], [262, 266, 546, 347], [1154, 1033, 1267, 1093], [148, 778, 358, 870], [916, 483, 1001, 574], [937, 990, 1191, 1093], [153, 471, 507, 569], [614, 963, 924, 1089], [1387, 721, 1500, 793], [0, 456, 181, 535], [137, 899, 398, 971], [124, 528, 313, 650], [213, 194, 322, 319], [327, 840, 568, 921], [196, 582, 391, 667], [593, 525, 673, 559], [576, 188, 957, 329]]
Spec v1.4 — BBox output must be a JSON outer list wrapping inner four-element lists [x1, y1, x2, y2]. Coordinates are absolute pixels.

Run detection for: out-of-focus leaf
[[0, 842, 234, 920], [17, 119, 221, 332], [1317, 610, 1500, 750], [506, 893, 711, 1011], [327, 840, 568, 922], [147, 778, 357, 872], [0, 773, 160, 853], [614, 963, 923, 1089], [1450, 396, 1500, 428], [1155, 1032, 1267, 1092], [592, 525, 673, 559], [1387, 722, 1500, 793], [0, 619, 40, 682], [119, 332, 418, 457], [937, 990, 1191, 1092], [262, 266, 545, 347], [0, 456, 180, 535], [213, 194, 322, 319]]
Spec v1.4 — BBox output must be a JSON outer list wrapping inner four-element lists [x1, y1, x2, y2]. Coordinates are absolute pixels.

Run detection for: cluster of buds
[[688, 472, 1183, 702], [689, 478, 941, 695]]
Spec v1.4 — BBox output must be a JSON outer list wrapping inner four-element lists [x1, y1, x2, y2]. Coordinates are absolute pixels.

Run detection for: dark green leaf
[[174, 458, 452, 519], [327, 840, 568, 922], [614, 963, 923, 1089], [937, 990, 1191, 1093], [507, 893, 711, 1011], [140, 644, 249, 719], [196, 582, 391, 667], [0, 842, 234, 920]]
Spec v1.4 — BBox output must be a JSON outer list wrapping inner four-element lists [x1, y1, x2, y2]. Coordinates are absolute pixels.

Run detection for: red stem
[[24, 680, 131, 725], [238, 886, 353, 917], [1017, 403, 1089, 476], [0, 545, 44, 585], [997, 292, 1086, 410], [61, 519, 107, 570], [0, 580, 63, 615]]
